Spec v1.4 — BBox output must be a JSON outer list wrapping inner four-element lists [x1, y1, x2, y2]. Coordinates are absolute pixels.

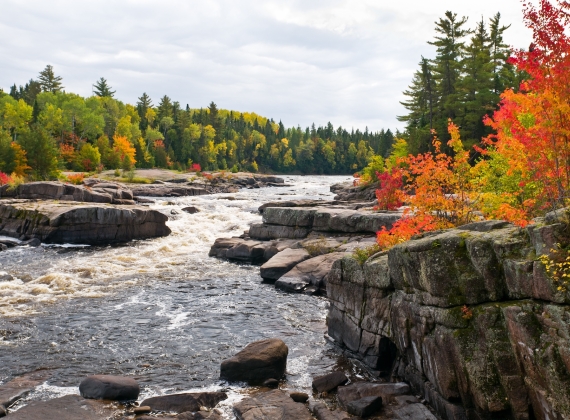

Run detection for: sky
[[1, 0, 533, 132]]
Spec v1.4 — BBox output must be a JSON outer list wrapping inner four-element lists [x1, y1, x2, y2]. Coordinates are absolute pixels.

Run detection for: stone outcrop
[[0, 200, 170, 244], [1, 181, 135, 205], [330, 181, 378, 202], [327, 211, 570, 420], [253, 207, 401, 240], [79, 375, 140, 400], [220, 338, 288, 385], [260, 248, 310, 281], [276, 252, 348, 294]]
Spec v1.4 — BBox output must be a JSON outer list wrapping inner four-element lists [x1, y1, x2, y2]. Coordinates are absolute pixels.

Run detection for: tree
[[93, 77, 116, 97], [429, 11, 471, 140], [17, 124, 59, 180], [157, 95, 173, 120], [136, 93, 153, 130], [38, 65, 64, 93]]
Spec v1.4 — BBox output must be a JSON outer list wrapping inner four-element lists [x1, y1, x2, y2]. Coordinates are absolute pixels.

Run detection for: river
[[0, 175, 366, 416]]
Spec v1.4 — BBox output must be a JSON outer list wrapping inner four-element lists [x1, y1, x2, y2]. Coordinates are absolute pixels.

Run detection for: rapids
[[0, 175, 367, 417]]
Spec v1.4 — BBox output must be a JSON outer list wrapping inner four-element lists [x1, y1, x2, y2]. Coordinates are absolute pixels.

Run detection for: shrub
[[0, 172, 12, 186], [66, 173, 85, 185]]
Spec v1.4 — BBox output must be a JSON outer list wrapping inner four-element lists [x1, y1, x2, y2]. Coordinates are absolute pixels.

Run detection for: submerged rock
[[0, 200, 170, 245], [220, 338, 288, 385], [0, 371, 50, 414], [79, 375, 140, 400]]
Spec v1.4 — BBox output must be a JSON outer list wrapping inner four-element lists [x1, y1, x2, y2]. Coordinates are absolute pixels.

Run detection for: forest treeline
[[0, 10, 518, 180]]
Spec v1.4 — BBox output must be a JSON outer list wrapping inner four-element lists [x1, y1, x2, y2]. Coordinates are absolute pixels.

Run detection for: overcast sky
[[1, 0, 532, 132]]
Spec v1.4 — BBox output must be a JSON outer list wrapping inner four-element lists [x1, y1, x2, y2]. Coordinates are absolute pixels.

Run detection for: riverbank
[[0, 176, 353, 419]]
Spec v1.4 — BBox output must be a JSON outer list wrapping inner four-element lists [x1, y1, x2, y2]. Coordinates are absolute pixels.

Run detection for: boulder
[[276, 252, 348, 293], [140, 392, 227, 413], [79, 375, 140, 400], [0, 200, 170, 245], [312, 372, 348, 393], [220, 338, 288, 385], [346, 396, 383, 417], [337, 383, 410, 408], [260, 248, 310, 281], [233, 390, 312, 420], [5, 394, 118, 419], [289, 392, 309, 403]]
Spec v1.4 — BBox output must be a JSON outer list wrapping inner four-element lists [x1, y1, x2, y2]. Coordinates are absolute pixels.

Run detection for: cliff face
[[327, 212, 570, 420]]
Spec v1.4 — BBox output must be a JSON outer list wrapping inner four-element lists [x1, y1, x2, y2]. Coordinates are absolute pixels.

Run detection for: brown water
[[0, 175, 369, 417]]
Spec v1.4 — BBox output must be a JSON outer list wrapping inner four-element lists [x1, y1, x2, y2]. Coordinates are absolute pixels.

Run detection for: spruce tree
[[136, 93, 153, 131], [157, 95, 173, 120], [93, 77, 116, 97], [429, 11, 470, 140], [38, 65, 64, 93], [456, 18, 495, 147]]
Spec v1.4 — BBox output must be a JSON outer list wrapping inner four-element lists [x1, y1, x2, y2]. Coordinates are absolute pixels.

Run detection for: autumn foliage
[[375, 0, 570, 250]]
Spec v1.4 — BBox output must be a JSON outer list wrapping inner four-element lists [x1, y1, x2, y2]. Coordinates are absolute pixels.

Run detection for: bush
[[65, 173, 85, 185]]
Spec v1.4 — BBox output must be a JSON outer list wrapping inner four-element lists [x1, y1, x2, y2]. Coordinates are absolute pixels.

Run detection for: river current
[[0, 175, 361, 416]]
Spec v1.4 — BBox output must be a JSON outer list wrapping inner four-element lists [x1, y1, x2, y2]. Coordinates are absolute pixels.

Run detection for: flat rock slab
[[276, 252, 348, 292], [5, 394, 118, 419], [209, 238, 271, 263], [79, 375, 139, 400], [141, 392, 227, 413], [260, 248, 310, 281], [310, 403, 351, 420], [393, 403, 438, 419], [347, 396, 383, 417], [337, 382, 410, 408], [313, 208, 402, 233], [0, 371, 50, 409], [249, 223, 310, 240], [312, 372, 348, 393], [129, 185, 209, 197], [0, 200, 170, 245], [234, 390, 312, 420], [220, 338, 288, 385]]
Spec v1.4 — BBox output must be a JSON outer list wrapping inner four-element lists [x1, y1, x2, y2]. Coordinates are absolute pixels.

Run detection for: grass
[[352, 244, 381, 265]]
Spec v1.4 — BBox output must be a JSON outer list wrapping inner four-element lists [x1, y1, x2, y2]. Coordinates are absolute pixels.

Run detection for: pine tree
[[38, 65, 64, 93], [93, 77, 116, 97]]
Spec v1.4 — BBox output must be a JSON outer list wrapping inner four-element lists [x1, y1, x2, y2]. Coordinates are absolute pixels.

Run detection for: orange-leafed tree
[[112, 135, 136, 170], [483, 0, 570, 219]]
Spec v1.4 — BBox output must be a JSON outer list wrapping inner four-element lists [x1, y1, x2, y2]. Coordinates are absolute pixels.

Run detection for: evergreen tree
[[93, 77, 116, 97], [456, 18, 495, 147], [157, 95, 173, 120], [429, 11, 471, 139], [136, 93, 153, 131], [38, 65, 64, 93]]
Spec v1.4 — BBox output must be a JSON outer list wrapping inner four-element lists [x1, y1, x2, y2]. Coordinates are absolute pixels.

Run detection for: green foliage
[[17, 124, 60, 180], [352, 244, 381, 265]]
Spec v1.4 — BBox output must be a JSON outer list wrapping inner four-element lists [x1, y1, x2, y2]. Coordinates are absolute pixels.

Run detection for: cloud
[[0, 0, 532, 131]]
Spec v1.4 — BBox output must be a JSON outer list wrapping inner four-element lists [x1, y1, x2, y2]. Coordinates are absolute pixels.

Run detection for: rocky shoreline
[[0, 173, 285, 247], [207, 181, 570, 419]]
